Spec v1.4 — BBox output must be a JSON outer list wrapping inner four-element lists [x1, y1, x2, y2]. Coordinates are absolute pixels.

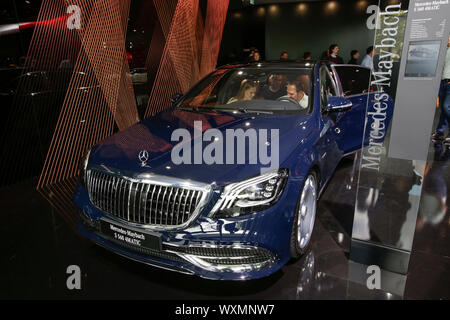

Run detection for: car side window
[[333, 66, 371, 96], [319, 66, 336, 112]]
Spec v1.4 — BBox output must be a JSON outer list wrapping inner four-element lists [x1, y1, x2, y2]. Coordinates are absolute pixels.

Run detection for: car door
[[316, 65, 342, 183], [330, 65, 373, 154]]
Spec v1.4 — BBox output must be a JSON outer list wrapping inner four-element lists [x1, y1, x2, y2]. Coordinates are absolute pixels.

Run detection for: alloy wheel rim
[[297, 175, 317, 249]]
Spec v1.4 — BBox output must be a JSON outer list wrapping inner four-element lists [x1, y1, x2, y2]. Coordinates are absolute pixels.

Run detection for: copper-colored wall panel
[[0, 0, 230, 229], [37, 0, 137, 228], [145, 0, 229, 117], [200, 0, 229, 78]]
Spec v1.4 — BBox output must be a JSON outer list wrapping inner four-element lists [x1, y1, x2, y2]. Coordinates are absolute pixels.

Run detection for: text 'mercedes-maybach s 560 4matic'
[[74, 61, 393, 280]]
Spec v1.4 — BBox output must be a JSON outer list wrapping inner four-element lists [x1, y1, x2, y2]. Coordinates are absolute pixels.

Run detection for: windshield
[[177, 66, 313, 113]]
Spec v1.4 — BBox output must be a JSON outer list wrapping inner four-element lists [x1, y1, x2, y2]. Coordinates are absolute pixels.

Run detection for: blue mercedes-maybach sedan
[[74, 61, 393, 280]]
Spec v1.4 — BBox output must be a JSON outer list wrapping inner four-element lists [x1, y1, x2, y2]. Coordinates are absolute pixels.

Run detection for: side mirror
[[326, 96, 352, 112], [171, 93, 183, 105]]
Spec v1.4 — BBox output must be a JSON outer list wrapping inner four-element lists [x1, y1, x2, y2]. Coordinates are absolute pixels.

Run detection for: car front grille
[[87, 169, 207, 228]]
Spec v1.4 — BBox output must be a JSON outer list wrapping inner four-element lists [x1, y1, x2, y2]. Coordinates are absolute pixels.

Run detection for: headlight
[[211, 169, 288, 218], [79, 149, 91, 187]]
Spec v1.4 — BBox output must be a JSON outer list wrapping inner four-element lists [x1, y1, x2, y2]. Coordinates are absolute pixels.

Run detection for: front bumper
[[74, 179, 299, 281], [79, 217, 282, 280]]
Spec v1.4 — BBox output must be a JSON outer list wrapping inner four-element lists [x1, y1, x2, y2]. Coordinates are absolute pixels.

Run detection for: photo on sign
[[405, 40, 441, 78]]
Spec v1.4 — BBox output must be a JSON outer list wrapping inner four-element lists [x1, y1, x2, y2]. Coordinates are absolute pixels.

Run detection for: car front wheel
[[290, 172, 317, 258]]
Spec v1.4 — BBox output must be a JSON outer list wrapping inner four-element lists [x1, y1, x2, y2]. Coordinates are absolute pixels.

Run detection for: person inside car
[[227, 79, 258, 104], [285, 80, 309, 109], [260, 74, 287, 100]]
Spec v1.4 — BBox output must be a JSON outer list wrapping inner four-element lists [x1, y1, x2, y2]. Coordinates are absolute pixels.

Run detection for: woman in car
[[227, 79, 258, 104]]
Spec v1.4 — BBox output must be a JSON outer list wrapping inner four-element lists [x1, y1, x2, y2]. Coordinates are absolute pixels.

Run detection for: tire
[[290, 172, 318, 258]]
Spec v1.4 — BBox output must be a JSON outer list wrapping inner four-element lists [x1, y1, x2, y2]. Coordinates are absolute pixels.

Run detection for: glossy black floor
[[1, 152, 449, 299]]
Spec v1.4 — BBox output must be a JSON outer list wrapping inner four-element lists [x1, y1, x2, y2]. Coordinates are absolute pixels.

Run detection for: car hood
[[89, 107, 314, 185]]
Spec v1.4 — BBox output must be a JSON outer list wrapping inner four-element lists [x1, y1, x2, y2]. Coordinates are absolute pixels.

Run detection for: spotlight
[[296, 3, 308, 15], [356, 0, 368, 11], [325, 1, 339, 14], [268, 4, 279, 16], [256, 7, 265, 17], [233, 12, 243, 19]]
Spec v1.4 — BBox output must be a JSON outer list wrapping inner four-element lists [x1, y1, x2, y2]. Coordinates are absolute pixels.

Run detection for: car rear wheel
[[290, 172, 317, 258]]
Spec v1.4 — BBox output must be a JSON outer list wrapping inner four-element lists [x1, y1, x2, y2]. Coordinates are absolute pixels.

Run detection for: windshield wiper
[[228, 108, 273, 114], [178, 106, 200, 112], [178, 106, 272, 114]]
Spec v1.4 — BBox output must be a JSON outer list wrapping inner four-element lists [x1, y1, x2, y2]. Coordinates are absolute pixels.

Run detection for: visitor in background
[[245, 47, 257, 63], [280, 51, 289, 61], [250, 50, 261, 62], [327, 44, 344, 64], [348, 50, 360, 64], [303, 52, 312, 60], [361, 46, 376, 71], [431, 36, 450, 142]]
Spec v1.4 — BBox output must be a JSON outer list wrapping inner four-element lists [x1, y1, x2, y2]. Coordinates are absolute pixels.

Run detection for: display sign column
[[350, 0, 450, 295]]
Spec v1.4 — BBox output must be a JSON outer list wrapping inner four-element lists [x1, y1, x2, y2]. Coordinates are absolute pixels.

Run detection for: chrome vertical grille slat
[[96, 171, 102, 208], [87, 169, 208, 228], [94, 170, 100, 206], [136, 183, 142, 224], [122, 179, 129, 220], [101, 172, 107, 210], [170, 188, 179, 225], [116, 178, 121, 218], [86, 171, 92, 197], [160, 186, 168, 225], [108, 176, 113, 215], [188, 190, 196, 223], [127, 182, 133, 221], [148, 185, 155, 224], [90, 171, 96, 204], [182, 190, 191, 224], [142, 183, 150, 224], [119, 179, 124, 219], [154, 185, 162, 225], [176, 189, 184, 225], [165, 187, 174, 225]]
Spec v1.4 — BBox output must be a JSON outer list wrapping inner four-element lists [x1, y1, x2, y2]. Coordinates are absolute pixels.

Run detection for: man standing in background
[[348, 50, 360, 64], [361, 46, 376, 71], [431, 36, 450, 142], [327, 44, 344, 64]]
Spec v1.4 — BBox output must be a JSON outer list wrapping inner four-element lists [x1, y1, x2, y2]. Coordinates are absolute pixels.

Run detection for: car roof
[[218, 60, 328, 70]]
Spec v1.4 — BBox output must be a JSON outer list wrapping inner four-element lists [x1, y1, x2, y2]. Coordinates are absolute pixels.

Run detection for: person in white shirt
[[432, 36, 450, 141], [285, 81, 309, 109], [361, 46, 376, 71]]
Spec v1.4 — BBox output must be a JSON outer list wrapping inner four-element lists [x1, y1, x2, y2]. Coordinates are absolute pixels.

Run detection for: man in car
[[285, 80, 309, 109], [260, 74, 287, 100]]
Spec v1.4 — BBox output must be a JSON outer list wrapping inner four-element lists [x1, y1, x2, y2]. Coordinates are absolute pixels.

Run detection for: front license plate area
[[100, 219, 162, 251]]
